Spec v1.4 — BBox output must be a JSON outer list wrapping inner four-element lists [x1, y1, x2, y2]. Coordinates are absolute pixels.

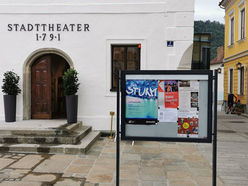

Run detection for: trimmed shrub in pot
[[63, 68, 80, 123], [235, 100, 244, 115], [2, 71, 21, 122]]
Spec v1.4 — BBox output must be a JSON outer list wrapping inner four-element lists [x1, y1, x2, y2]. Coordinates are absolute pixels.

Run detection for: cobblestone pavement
[[2, 112, 246, 186], [0, 138, 225, 186], [197, 112, 248, 186]]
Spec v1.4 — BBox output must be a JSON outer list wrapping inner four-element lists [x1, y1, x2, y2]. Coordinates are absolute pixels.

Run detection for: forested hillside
[[194, 20, 224, 60]]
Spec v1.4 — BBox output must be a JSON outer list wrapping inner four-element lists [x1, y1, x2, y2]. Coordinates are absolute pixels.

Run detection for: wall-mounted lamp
[[236, 62, 242, 70], [217, 68, 222, 73]]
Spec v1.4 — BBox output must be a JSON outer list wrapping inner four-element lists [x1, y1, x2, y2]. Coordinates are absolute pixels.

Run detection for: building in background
[[0, 0, 195, 130], [210, 46, 224, 111], [192, 33, 211, 70], [219, 0, 247, 112]]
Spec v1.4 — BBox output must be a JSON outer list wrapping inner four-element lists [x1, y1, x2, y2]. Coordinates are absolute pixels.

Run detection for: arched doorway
[[23, 48, 73, 120], [31, 54, 70, 119]]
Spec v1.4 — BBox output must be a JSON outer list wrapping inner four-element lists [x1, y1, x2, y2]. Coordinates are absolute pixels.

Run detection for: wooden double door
[[31, 55, 70, 119]]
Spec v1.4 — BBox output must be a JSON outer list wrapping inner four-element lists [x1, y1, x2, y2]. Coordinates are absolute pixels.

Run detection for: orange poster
[[164, 92, 179, 108]]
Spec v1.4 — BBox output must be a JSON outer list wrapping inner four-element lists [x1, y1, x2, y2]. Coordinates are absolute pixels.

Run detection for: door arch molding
[[23, 48, 74, 120]]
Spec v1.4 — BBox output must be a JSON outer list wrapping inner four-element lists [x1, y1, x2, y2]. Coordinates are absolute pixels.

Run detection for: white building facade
[[210, 46, 224, 111], [0, 0, 194, 130]]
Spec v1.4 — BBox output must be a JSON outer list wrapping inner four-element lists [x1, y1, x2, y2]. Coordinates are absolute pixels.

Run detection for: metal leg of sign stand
[[213, 70, 218, 186], [116, 71, 120, 186], [114, 133, 117, 143]]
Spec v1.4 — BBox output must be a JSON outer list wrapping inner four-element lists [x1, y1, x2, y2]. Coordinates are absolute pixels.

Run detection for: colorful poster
[[126, 80, 158, 124], [158, 80, 179, 109], [164, 80, 179, 93], [164, 80, 179, 108], [177, 117, 199, 137]]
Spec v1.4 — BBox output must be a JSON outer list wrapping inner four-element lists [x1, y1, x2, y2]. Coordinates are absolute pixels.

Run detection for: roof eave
[[219, 0, 229, 8]]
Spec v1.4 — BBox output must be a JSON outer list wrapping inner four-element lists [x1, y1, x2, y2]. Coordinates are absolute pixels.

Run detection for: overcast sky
[[195, 0, 225, 23]]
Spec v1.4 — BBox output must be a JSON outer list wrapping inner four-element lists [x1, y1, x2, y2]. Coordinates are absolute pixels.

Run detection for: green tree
[[194, 20, 224, 60]]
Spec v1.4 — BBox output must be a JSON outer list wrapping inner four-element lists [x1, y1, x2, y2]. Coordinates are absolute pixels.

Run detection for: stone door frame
[[23, 48, 74, 120]]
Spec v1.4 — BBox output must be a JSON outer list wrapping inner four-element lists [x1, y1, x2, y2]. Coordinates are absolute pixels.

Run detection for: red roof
[[210, 46, 224, 65]]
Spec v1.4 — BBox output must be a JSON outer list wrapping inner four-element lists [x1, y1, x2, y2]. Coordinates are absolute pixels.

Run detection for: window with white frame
[[240, 8, 245, 40], [239, 66, 245, 95], [230, 17, 235, 45]]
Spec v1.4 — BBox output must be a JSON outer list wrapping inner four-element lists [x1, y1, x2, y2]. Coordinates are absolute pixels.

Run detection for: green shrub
[[63, 68, 80, 95], [2, 71, 21, 95]]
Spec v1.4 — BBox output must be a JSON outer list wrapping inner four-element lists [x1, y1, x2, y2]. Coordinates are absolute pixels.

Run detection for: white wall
[[0, 0, 194, 130]]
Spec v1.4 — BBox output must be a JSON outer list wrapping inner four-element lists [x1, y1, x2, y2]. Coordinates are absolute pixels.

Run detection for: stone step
[[0, 121, 83, 136], [0, 131, 101, 155], [0, 125, 91, 145], [57, 121, 83, 134]]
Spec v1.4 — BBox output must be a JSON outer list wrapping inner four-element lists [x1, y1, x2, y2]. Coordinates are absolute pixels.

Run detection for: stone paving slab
[[54, 178, 85, 186], [0, 159, 15, 169], [9, 155, 44, 169], [0, 181, 42, 186], [33, 155, 75, 173], [22, 173, 58, 183]]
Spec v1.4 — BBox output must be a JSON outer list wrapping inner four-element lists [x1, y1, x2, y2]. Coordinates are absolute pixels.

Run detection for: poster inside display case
[[121, 70, 213, 143]]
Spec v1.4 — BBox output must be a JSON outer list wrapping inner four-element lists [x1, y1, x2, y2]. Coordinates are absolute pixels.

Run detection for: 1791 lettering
[[36, 33, 61, 41]]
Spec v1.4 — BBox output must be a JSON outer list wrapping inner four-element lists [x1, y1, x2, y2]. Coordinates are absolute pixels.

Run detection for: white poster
[[158, 108, 178, 122], [179, 80, 199, 112]]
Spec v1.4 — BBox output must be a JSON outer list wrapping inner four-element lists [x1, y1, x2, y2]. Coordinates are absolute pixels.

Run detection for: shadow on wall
[[177, 44, 193, 70]]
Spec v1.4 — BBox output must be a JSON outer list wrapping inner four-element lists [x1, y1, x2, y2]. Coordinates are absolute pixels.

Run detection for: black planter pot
[[66, 95, 78, 123], [3, 95, 17, 122]]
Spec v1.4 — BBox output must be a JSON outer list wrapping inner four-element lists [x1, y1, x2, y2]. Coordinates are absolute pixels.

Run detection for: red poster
[[164, 92, 179, 108], [178, 117, 199, 136]]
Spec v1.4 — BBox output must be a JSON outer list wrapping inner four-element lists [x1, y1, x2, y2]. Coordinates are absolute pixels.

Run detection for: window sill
[[228, 44, 234, 48]]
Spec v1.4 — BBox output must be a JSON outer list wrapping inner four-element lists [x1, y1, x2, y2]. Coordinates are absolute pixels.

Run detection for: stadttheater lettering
[[7, 23, 90, 32]]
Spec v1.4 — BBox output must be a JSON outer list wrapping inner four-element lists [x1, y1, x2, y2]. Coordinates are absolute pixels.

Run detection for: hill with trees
[[194, 20, 224, 60]]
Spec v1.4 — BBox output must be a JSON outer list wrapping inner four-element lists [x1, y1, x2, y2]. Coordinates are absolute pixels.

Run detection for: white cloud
[[195, 0, 225, 23]]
